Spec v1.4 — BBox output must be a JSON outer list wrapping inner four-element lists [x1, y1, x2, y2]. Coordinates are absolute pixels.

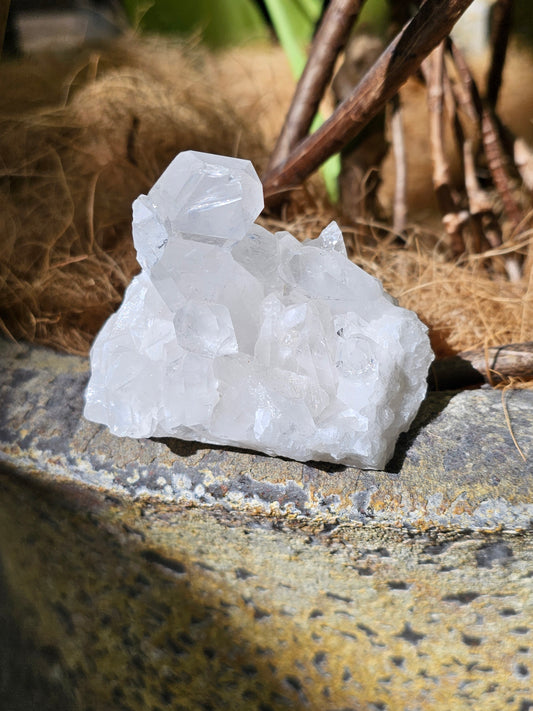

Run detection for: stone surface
[[1, 340, 533, 710], [84, 150, 433, 470], [2, 340, 533, 530]]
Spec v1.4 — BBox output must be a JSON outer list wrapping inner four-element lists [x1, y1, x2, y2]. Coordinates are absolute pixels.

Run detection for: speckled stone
[[1, 340, 532, 710]]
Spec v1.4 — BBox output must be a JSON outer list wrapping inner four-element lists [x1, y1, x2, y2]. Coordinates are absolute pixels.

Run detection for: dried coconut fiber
[[1, 35, 533, 373]]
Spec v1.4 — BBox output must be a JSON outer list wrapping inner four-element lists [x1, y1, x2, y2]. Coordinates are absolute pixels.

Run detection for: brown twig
[[442, 72, 488, 253], [429, 341, 533, 389], [486, 0, 514, 109], [514, 137, 533, 192], [462, 136, 501, 253], [333, 34, 388, 225], [390, 94, 407, 234], [422, 43, 467, 255], [0, 0, 10, 58], [462, 138, 491, 220], [450, 39, 523, 233], [501, 385, 527, 461], [481, 109, 523, 230], [267, 0, 364, 172], [461, 136, 521, 281], [437, 41, 522, 279], [262, 0, 476, 206], [464, 137, 521, 280]]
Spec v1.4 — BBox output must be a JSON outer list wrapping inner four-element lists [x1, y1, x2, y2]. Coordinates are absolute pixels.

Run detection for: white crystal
[[84, 150, 434, 469]]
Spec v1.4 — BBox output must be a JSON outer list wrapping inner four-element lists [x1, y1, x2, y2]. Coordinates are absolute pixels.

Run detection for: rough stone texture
[[3, 341, 532, 530], [1, 339, 533, 710]]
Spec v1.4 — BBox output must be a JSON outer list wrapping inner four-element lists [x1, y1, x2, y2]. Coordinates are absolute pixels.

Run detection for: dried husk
[[1, 35, 533, 375]]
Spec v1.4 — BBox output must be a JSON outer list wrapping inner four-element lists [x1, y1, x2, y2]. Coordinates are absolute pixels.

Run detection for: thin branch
[[268, 0, 365, 172], [263, 0, 476, 206], [463, 137, 521, 280], [0, 0, 10, 58], [333, 34, 388, 225], [486, 0, 514, 108], [463, 138, 492, 219], [450, 39, 523, 232], [440, 61, 521, 278], [501, 386, 527, 461], [514, 137, 533, 192], [422, 43, 467, 255], [390, 94, 407, 234], [440, 39, 522, 278], [481, 109, 524, 230]]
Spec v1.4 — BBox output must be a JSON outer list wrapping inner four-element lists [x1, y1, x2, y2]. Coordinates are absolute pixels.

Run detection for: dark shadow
[[304, 460, 346, 474], [153, 437, 347, 474], [428, 356, 485, 391], [154, 436, 278, 461], [0, 474, 317, 711], [384, 389, 460, 474], [0, 558, 79, 711]]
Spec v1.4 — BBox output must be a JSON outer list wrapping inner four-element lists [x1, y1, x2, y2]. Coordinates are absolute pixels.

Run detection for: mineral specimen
[[84, 150, 434, 469]]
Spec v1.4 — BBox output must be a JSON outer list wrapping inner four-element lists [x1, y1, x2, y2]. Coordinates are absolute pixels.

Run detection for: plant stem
[[390, 94, 407, 234], [0, 0, 11, 58], [450, 39, 523, 232], [486, 0, 514, 109], [423, 43, 467, 255]]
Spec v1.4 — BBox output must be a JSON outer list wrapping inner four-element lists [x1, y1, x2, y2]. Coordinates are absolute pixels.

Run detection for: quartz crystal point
[[84, 150, 434, 469]]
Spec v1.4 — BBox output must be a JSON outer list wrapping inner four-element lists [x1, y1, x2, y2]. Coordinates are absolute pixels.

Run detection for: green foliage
[[261, 0, 321, 75], [358, 0, 390, 36], [122, 0, 269, 48]]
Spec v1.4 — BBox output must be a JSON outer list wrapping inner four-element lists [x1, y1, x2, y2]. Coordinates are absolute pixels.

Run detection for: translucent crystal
[[85, 150, 434, 469]]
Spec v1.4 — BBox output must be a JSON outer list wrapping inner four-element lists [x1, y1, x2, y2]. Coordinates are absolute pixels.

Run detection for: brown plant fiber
[[1, 36, 532, 369]]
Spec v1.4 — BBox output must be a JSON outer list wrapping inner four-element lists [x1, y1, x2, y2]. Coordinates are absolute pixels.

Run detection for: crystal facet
[[84, 150, 434, 469]]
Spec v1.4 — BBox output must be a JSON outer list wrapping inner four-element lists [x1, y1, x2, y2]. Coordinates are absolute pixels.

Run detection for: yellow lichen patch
[[1, 475, 531, 710]]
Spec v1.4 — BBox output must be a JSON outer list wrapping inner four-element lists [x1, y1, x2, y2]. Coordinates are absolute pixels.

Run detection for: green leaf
[[262, 0, 321, 76], [310, 114, 340, 203], [358, 0, 389, 36], [123, 0, 269, 48]]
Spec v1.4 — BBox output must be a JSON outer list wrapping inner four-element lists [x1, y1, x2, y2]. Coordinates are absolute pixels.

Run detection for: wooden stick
[[429, 342, 533, 390], [390, 94, 407, 234], [486, 0, 514, 108], [463, 135, 521, 279], [481, 108, 523, 231], [439, 66, 521, 279], [268, 0, 365, 172], [423, 43, 467, 255], [262, 0, 476, 205], [463, 138, 492, 220], [333, 34, 388, 225], [463, 136, 503, 254], [0, 0, 10, 58], [514, 137, 533, 192], [450, 40, 523, 232]]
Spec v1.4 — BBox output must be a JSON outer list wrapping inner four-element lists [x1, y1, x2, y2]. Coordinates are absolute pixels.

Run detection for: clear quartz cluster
[[84, 151, 434, 469]]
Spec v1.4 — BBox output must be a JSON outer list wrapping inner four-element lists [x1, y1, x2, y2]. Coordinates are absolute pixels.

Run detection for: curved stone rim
[[1, 340, 532, 532]]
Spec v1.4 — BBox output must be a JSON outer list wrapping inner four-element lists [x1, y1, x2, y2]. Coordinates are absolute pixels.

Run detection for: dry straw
[[1, 36, 532, 370]]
